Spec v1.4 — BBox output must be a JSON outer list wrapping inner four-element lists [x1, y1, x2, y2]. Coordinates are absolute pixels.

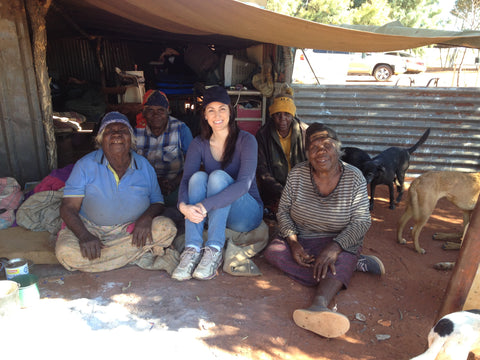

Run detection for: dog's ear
[[378, 165, 386, 173]]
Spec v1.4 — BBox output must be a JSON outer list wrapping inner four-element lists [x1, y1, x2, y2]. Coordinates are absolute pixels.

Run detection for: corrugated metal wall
[[47, 39, 134, 85], [0, 0, 49, 185], [293, 85, 480, 178]]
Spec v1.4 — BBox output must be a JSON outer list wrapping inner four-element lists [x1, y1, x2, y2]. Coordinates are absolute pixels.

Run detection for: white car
[[292, 49, 351, 84], [347, 52, 408, 81], [292, 49, 408, 83], [384, 51, 427, 74]]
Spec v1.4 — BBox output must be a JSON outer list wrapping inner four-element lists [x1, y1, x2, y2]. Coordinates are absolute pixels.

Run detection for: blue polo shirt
[[64, 149, 164, 226]]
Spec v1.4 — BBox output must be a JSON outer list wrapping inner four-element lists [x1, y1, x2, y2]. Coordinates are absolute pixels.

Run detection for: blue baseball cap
[[203, 86, 231, 107]]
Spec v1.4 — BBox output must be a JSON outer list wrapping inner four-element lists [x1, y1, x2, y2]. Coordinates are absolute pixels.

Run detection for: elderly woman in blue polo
[[56, 112, 178, 273]]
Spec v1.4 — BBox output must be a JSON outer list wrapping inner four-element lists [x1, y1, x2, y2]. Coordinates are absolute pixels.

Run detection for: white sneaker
[[171, 247, 201, 281], [192, 247, 223, 280]]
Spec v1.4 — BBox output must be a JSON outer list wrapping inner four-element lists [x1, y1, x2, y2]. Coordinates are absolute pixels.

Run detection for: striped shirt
[[277, 161, 371, 254]]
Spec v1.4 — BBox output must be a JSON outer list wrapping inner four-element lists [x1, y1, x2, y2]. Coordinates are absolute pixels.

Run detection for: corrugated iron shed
[[293, 85, 480, 178]]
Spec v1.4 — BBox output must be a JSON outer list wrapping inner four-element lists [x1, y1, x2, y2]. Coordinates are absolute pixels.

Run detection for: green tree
[[295, 0, 352, 24], [266, 0, 351, 23], [451, 0, 480, 29], [266, 0, 303, 16], [449, 0, 480, 85], [389, 0, 442, 27], [266, 0, 444, 28], [350, 0, 392, 25], [352, 0, 442, 27]]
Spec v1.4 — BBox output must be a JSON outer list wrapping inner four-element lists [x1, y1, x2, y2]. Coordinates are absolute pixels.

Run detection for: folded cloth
[[16, 190, 63, 234], [134, 248, 180, 275], [32, 164, 74, 194], [0, 177, 23, 229], [222, 221, 269, 277]]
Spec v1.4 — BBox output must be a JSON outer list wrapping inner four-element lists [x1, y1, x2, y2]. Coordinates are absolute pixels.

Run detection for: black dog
[[341, 147, 371, 173], [362, 128, 430, 211]]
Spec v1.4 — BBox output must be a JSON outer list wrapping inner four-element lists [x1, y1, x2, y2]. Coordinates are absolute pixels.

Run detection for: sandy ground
[[0, 185, 477, 360]]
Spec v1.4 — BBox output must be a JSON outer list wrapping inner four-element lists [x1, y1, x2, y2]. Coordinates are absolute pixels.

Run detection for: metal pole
[[301, 49, 321, 85]]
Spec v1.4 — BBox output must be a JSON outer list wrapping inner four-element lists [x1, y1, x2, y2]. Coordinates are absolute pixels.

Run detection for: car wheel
[[373, 65, 393, 81]]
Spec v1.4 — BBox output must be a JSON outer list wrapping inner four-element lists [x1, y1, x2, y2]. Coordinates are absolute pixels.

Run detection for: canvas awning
[[54, 0, 480, 51]]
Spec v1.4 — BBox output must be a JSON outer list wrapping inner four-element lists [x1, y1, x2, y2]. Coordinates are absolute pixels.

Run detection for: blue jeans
[[184, 170, 263, 250]]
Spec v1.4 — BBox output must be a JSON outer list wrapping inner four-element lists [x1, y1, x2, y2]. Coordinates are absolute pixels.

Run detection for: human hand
[[290, 241, 315, 267], [313, 242, 342, 282], [79, 233, 104, 260], [179, 203, 206, 224], [131, 215, 153, 248]]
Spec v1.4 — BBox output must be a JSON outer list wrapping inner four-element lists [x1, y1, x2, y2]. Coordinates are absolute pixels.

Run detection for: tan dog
[[397, 171, 480, 254]]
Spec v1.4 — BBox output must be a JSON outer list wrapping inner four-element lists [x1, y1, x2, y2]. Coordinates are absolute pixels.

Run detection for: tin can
[[12, 274, 39, 308], [5, 258, 29, 280]]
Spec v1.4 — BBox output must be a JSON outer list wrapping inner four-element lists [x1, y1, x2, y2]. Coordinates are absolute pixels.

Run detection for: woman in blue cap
[[172, 86, 264, 281], [56, 111, 178, 273]]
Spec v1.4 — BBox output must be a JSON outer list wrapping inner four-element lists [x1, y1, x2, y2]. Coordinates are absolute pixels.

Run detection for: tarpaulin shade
[[55, 0, 480, 51]]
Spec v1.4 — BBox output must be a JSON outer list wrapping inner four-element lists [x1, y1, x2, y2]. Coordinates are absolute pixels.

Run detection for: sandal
[[293, 307, 350, 338]]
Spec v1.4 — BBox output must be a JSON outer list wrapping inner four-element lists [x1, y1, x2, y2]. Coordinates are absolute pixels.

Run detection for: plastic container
[[237, 120, 262, 135], [0, 280, 20, 316], [236, 104, 262, 119]]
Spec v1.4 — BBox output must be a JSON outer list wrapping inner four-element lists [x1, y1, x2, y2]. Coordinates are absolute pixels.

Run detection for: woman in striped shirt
[[264, 123, 372, 338]]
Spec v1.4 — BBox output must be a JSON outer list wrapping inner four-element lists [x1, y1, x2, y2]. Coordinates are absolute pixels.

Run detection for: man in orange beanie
[[255, 87, 308, 217]]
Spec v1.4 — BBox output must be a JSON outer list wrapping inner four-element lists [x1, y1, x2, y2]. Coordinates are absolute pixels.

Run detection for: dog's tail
[[408, 128, 431, 154]]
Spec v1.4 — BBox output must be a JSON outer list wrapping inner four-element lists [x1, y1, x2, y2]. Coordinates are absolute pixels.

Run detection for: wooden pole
[[25, 0, 56, 170], [438, 194, 480, 320]]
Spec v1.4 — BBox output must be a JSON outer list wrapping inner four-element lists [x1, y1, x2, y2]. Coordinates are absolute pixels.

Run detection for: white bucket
[[5, 258, 29, 280], [0, 280, 20, 317]]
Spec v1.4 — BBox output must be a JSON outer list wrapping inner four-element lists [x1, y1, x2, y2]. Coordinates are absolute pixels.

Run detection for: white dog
[[411, 310, 480, 360]]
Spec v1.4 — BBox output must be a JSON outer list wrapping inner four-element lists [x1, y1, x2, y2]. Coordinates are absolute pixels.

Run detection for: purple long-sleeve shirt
[[178, 130, 263, 212]]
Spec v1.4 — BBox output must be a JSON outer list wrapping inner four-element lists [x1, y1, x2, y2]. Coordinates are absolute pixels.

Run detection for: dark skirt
[[264, 236, 359, 287]]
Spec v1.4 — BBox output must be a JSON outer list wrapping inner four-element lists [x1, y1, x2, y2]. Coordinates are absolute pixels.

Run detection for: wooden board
[[0, 226, 58, 265], [464, 263, 480, 310]]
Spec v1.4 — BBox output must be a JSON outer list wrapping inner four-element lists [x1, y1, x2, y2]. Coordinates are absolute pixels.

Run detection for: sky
[[440, 0, 456, 13], [438, 0, 460, 30]]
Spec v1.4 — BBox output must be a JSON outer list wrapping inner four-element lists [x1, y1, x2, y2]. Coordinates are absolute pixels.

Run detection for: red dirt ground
[[17, 185, 478, 360]]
